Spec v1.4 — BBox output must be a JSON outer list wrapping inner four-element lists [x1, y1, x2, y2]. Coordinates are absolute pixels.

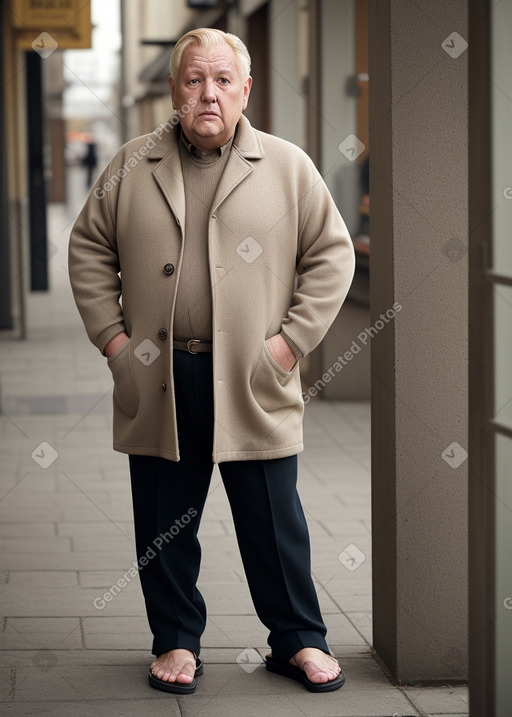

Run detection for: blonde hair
[[170, 28, 251, 82]]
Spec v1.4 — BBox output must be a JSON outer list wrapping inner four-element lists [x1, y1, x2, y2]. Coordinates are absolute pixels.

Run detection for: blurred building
[[0, 0, 120, 332]]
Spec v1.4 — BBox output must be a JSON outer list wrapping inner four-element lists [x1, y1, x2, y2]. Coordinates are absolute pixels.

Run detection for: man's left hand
[[265, 334, 296, 372]]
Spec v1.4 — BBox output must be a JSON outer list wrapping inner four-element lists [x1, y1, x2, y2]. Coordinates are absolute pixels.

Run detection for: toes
[[150, 660, 196, 683], [309, 669, 338, 684], [150, 663, 177, 682], [175, 663, 196, 684], [288, 649, 342, 685], [308, 670, 329, 684], [302, 658, 341, 684], [176, 671, 194, 684], [150, 649, 197, 684], [153, 668, 176, 683]]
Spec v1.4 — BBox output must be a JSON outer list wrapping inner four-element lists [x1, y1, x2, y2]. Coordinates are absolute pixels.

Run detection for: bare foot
[[290, 647, 341, 684], [150, 648, 196, 684]]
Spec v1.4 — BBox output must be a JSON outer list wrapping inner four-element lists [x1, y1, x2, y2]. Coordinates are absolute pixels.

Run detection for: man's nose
[[202, 79, 217, 103]]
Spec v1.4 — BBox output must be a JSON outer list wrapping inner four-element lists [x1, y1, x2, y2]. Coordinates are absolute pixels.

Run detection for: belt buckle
[[187, 339, 201, 354]]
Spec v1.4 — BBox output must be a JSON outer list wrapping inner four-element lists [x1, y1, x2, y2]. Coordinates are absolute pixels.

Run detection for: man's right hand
[[104, 332, 130, 359]]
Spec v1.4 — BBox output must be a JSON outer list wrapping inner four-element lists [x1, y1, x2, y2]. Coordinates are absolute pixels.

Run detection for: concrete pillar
[[369, 0, 468, 682]]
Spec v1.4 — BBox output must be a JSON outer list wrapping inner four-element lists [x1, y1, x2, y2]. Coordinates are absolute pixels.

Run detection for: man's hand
[[104, 332, 130, 359], [265, 334, 296, 372]]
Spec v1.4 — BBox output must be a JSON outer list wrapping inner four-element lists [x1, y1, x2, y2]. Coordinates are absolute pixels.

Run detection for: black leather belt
[[174, 338, 213, 354]]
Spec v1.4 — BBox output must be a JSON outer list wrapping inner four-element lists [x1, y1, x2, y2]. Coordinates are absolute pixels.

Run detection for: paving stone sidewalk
[[0, 194, 468, 715]]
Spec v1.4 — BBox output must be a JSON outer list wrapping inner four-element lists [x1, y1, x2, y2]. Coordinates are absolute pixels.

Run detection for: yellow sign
[[12, 0, 82, 28], [11, 0, 92, 50]]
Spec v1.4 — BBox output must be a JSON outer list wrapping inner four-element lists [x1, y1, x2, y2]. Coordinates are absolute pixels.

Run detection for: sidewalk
[[0, 191, 469, 716]]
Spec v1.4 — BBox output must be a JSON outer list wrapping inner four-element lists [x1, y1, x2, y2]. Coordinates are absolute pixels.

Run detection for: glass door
[[470, 1, 512, 714], [490, 2, 512, 712]]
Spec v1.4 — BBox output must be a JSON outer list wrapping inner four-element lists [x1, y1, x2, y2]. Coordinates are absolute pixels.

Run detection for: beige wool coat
[[68, 115, 355, 463]]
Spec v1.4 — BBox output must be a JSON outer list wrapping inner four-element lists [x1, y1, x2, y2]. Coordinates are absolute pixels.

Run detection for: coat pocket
[[107, 340, 139, 418], [249, 343, 299, 412]]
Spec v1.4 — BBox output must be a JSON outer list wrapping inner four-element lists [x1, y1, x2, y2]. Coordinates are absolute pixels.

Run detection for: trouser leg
[[129, 350, 215, 657], [220, 455, 329, 663]]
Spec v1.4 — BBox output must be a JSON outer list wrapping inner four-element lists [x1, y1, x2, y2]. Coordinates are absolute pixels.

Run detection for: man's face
[[169, 42, 252, 153]]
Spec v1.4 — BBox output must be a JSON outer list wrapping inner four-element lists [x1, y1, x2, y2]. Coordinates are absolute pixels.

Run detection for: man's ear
[[168, 76, 175, 108], [242, 76, 252, 110]]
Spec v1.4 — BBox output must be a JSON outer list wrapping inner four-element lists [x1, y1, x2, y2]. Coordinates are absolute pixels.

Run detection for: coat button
[[163, 263, 175, 276], [161, 382, 167, 391], [158, 328, 168, 340]]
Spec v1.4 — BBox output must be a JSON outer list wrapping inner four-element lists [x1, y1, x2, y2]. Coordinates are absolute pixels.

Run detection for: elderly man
[[69, 28, 354, 694]]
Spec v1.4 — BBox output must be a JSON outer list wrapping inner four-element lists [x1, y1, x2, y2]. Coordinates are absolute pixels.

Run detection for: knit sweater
[[173, 129, 233, 341]]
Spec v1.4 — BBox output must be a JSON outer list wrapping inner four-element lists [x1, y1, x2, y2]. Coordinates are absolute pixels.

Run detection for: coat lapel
[[211, 115, 264, 213], [148, 114, 264, 221], [210, 151, 252, 214], [149, 128, 186, 226]]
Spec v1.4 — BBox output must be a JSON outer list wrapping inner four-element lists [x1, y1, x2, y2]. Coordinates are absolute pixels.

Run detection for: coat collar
[[146, 114, 264, 161], [149, 114, 263, 226]]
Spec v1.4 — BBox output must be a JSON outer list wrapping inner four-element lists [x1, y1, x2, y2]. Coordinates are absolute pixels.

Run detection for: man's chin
[[191, 123, 222, 137], [188, 127, 227, 149]]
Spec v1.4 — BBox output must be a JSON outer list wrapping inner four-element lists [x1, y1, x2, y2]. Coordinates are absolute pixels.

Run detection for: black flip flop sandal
[[148, 657, 203, 694], [265, 655, 345, 693]]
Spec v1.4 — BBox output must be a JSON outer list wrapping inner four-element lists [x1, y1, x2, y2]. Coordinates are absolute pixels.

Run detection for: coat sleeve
[[68, 161, 126, 354], [280, 161, 355, 357]]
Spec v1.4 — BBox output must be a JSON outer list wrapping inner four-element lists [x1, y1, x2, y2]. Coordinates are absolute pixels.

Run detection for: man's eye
[[188, 79, 199, 85], [218, 78, 229, 84]]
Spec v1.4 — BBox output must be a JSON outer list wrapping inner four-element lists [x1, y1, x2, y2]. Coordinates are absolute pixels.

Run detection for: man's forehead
[[181, 46, 237, 72]]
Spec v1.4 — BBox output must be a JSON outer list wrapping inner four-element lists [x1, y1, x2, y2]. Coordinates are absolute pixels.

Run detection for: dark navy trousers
[[129, 349, 328, 662]]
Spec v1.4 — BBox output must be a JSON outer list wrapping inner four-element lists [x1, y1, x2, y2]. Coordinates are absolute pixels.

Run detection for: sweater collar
[[147, 114, 264, 161], [178, 125, 234, 162]]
